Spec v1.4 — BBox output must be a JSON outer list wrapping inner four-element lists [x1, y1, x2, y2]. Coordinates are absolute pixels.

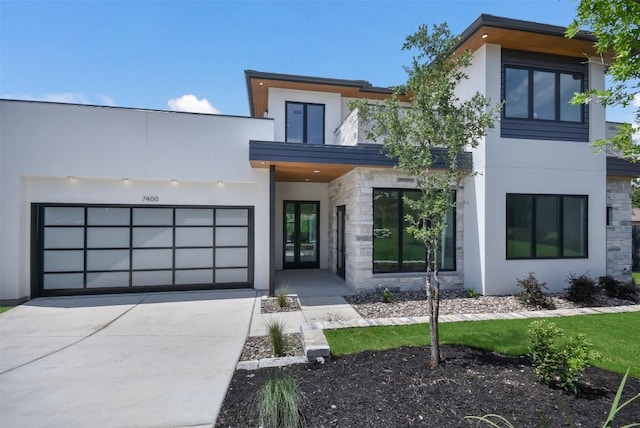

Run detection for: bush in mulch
[[215, 345, 640, 428]]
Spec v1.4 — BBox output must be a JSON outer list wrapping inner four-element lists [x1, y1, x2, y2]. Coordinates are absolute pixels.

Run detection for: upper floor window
[[286, 102, 325, 144], [504, 67, 583, 123]]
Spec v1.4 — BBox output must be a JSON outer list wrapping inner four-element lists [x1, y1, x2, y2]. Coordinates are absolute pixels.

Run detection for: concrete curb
[[299, 304, 640, 359], [237, 355, 308, 370]]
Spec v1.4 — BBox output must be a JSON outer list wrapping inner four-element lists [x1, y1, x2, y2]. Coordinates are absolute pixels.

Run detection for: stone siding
[[606, 177, 633, 281], [328, 167, 464, 293]]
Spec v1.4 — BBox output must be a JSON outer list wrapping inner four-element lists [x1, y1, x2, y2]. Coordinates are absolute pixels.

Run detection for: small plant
[[516, 272, 555, 309], [599, 276, 639, 301], [264, 318, 287, 357], [466, 368, 640, 427], [466, 289, 481, 299], [381, 288, 394, 304], [528, 320, 601, 393], [258, 371, 305, 428], [566, 272, 597, 303], [323, 310, 347, 322], [276, 284, 290, 308]]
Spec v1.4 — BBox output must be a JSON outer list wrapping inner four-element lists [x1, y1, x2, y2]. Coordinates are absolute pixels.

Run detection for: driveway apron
[[0, 289, 256, 428]]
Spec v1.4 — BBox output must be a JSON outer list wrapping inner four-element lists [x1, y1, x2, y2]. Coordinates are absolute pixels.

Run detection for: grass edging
[[324, 311, 640, 377]]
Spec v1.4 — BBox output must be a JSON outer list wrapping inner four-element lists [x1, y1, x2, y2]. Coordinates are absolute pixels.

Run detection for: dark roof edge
[[606, 157, 640, 178], [245, 70, 395, 93], [0, 98, 273, 121], [456, 14, 596, 51]]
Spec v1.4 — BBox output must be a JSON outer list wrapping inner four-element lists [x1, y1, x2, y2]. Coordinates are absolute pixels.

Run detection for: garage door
[[31, 204, 254, 296]]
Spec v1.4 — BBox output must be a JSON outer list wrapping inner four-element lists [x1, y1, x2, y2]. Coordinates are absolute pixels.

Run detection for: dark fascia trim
[[0, 98, 273, 121], [456, 14, 596, 51], [245, 70, 397, 116], [249, 140, 472, 170], [606, 157, 640, 178]]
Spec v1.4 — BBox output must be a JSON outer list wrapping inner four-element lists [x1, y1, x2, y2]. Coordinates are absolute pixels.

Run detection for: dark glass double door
[[284, 201, 320, 269]]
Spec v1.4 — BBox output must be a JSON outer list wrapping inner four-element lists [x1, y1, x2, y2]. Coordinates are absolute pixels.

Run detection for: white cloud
[[167, 94, 220, 114], [96, 94, 116, 106], [633, 93, 640, 108], [42, 92, 89, 104]]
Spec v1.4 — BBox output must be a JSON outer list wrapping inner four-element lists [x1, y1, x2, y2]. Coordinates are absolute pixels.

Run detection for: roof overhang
[[245, 70, 410, 118], [249, 141, 471, 182], [606, 157, 640, 178], [455, 14, 606, 59]]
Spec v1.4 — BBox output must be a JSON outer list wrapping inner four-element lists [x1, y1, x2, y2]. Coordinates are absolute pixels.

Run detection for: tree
[[566, 0, 640, 160], [351, 24, 501, 367]]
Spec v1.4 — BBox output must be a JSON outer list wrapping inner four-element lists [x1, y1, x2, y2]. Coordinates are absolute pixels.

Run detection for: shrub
[[528, 320, 601, 393], [265, 319, 287, 357], [381, 288, 394, 304], [516, 272, 555, 309], [599, 276, 639, 301], [466, 289, 481, 299], [258, 371, 305, 428], [276, 284, 289, 308], [566, 273, 597, 303]]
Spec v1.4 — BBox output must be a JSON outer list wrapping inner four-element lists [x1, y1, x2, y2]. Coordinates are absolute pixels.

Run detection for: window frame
[[505, 193, 588, 260], [285, 101, 325, 144], [503, 65, 585, 124], [372, 188, 456, 273]]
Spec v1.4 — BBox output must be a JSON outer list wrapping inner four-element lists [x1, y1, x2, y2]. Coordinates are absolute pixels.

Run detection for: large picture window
[[373, 189, 455, 273], [506, 194, 587, 259], [285, 102, 325, 144], [504, 66, 583, 123]]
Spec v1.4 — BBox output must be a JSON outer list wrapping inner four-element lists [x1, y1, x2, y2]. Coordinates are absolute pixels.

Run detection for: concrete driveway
[[0, 289, 256, 428]]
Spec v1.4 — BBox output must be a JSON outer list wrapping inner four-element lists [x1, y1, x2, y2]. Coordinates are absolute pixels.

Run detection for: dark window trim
[[285, 101, 325, 144], [503, 65, 585, 124], [32, 203, 255, 297], [505, 193, 588, 260], [372, 188, 456, 273]]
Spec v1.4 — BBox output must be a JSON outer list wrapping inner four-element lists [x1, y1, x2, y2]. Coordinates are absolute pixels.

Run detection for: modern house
[[1, 14, 638, 304]]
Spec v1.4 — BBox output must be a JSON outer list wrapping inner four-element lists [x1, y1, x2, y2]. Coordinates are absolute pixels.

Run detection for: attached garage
[[31, 204, 254, 297]]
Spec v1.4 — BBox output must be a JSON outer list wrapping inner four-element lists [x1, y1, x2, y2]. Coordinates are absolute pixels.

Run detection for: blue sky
[[0, 0, 634, 122]]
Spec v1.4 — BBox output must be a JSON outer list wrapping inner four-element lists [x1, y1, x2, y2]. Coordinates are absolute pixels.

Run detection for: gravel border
[[240, 333, 304, 361], [261, 296, 301, 313]]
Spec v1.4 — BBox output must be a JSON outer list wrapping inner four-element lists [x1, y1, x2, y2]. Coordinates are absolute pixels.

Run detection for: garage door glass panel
[[87, 272, 129, 288], [175, 248, 213, 268], [132, 271, 173, 286], [216, 248, 247, 267], [216, 209, 248, 226], [45, 207, 84, 225], [44, 273, 84, 289], [45, 228, 84, 249], [175, 269, 213, 285], [175, 228, 213, 247], [216, 227, 248, 246], [132, 208, 172, 225], [132, 249, 173, 269], [44, 250, 84, 272], [87, 228, 130, 248], [132, 227, 173, 247], [87, 207, 130, 225], [216, 268, 247, 283], [176, 209, 213, 226], [87, 250, 129, 271]]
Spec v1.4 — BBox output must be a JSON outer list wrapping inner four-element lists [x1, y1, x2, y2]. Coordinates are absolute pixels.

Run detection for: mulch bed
[[216, 345, 640, 427], [261, 296, 301, 313]]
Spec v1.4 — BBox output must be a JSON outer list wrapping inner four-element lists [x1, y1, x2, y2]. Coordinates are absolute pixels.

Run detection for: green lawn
[[0, 306, 14, 314], [633, 272, 640, 284], [325, 312, 640, 377]]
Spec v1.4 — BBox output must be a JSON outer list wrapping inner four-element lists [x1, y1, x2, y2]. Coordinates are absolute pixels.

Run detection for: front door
[[336, 205, 345, 278], [284, 201, 320, 269]]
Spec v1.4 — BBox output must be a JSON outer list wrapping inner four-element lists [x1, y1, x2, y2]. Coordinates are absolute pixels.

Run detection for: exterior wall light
[[67, 176, 77, 180], [122, 178, 130, 182], [263, 109, 269, 118], [171, 179, 178, 184], [481, 33, 488, 39]]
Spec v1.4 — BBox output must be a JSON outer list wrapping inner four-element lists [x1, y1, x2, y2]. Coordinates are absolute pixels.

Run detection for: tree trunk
[[431, 242, 441, 367], [425, 235, 441, 368]]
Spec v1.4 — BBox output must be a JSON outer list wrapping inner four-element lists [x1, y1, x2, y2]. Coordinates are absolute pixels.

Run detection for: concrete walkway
[[0, 289, 256, 428]]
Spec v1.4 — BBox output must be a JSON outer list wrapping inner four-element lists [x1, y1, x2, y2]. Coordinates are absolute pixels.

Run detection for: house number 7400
[[142, 196, 159, 202]]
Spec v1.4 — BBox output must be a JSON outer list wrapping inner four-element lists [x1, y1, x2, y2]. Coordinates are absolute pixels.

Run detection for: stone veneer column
[[606, 177, 633, 281], [329, 167, 464, 293]]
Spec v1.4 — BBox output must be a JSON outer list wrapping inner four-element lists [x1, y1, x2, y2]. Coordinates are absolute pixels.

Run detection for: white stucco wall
[[268, 88, 342, 144], [0, 100, 274, 301], [275, 182, 329, 270]]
